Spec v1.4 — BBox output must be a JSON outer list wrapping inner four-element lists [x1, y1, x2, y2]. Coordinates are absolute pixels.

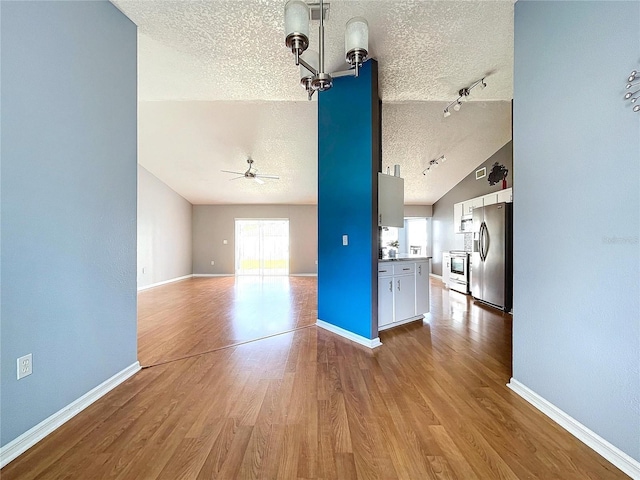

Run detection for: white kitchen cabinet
[[378, 173, 404, 227], [378, 260, 428, 331], [482, 192, 498, 206], [415, 260, 430, 314], [463, 197, 483, 216], [453, 202, 464, 234], [394, 275, 416, 321], [497, 187, 513, 203], [378, 276, 394, 327], [442, 253, 450, 287]]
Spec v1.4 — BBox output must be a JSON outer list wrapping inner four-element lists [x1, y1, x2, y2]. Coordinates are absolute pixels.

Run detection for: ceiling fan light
[[345, 17, 369, 63]]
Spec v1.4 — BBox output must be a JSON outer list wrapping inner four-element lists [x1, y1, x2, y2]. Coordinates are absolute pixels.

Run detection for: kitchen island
[[378, 256, 431, 331]]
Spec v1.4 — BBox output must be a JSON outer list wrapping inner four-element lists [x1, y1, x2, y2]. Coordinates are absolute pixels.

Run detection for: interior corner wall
[[138, 165, 193, 288], [431, 141, 513, 276], [317, 60, 380, 340], [0, 1, 138, 447], [513, 0, 639, 461], [192, 204, 318, 275]]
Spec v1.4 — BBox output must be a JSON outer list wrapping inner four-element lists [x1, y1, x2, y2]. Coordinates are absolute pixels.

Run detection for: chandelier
[[284, 0, 369, 100]]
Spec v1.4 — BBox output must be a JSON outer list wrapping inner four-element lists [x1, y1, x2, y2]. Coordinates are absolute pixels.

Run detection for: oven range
[[448, 251, 470, 294]]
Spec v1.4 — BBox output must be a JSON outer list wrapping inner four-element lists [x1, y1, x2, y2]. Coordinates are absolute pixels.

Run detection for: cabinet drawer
[[378, 263, 393, 277], [393, 263, 415, 275]]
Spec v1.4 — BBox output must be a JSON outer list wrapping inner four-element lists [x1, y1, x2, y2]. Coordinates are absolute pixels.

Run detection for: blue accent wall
[[513, 0, 639, 461], [1, 1, 138, 446], [318, 60, 380, 340]]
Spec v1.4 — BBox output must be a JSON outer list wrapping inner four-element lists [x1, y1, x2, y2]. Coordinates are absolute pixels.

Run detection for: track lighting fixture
[[625, 70, 640, 112], [422, 155, 446, 175], [285, 0, 369, 100], [443, 77, 487, 118]]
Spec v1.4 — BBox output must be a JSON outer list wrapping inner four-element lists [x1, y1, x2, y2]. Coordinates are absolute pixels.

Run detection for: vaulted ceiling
[[113, 0, 514, 205]]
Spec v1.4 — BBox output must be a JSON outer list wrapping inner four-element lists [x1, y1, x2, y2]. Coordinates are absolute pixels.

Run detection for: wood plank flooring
[[1, 277, 628, 479], [138, 276, 317, 366]]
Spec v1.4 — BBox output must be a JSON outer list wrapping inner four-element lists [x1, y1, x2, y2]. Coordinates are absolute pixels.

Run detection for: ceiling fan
[[221, 158, 279, 184]]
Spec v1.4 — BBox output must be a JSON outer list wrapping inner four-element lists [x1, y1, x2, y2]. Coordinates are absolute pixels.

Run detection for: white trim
[[137, 274, 192, 291], [378, 315, 423, 331], [192, 274, 235, 277], [507, 378, 640, 479], [316, 320, 382, 349], [289, 274, 318, 277], [0, 362, 141, 468], [429, 273, 442, 281]]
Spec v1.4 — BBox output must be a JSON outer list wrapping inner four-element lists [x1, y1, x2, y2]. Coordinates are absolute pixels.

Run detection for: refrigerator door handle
[[482, 221, 489, 261], [479, 222, 486, 261]]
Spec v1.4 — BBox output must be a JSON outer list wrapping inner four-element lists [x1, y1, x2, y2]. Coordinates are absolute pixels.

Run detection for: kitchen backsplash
[[464, 233, 473, 252]]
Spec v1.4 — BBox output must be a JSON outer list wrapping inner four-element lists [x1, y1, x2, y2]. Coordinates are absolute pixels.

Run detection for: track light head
[[443, 109, 451, 118], [453, 101, 462, 112]]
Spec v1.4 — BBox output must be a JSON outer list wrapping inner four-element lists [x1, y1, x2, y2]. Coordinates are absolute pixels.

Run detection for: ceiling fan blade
[[221, 170, 244, 175], [254, 177, 265, 185], [255, 174, 279, 179]]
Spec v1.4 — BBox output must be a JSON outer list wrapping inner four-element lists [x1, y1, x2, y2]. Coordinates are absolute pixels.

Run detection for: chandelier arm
[[331, 68, 357, 78], [299, 57, 318, 76]]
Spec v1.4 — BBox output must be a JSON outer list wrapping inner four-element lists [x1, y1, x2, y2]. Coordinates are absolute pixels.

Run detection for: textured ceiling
[[113, 0, 515, 205]]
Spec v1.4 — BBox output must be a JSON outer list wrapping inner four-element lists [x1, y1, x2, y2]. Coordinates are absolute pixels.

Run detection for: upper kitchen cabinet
[[497, 188, 513, 203], [453, 202, 464, 234], [378, 173, 404, 227], [463, 197, 483, 216]]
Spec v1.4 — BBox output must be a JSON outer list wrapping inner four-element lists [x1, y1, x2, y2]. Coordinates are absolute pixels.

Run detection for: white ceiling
[[113, 0, 515, 205]]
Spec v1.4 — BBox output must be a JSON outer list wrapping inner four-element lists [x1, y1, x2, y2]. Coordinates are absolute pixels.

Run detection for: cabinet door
[[378, 173, 404, 227], [442, 253, 450, 286], [394, 274, 416, 321], [497, 187, 512, 203], [463, 197, 483, 216], [415, 261, 430, 314], [482, 193, 498, 206], [378, 276, 395, 327], [453, 202, 463, 233]]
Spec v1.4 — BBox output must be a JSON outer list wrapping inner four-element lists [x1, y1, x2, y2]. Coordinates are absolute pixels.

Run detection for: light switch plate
[[342, 235, 348, 246]]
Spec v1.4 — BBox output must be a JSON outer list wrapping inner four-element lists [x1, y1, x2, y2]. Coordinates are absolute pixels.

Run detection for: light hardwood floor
[[1, 277, 628, 479]]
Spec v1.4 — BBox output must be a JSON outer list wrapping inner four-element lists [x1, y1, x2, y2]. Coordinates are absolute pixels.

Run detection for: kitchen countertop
[[379, 255, 432, 263]]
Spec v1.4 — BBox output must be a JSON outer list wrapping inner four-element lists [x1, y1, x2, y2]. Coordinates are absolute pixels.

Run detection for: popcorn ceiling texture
[[114, 0, 515, 205], [114, 0, 514, 102]]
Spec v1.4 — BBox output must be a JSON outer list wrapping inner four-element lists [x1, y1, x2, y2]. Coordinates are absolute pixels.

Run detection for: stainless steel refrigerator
[[471, 202, 512, 311]]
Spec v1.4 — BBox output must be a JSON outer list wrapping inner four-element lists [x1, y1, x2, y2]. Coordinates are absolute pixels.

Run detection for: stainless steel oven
[[449, 251, 470, 294]]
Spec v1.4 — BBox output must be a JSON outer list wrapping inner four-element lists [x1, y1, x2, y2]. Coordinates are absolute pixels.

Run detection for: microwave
[[460, 216, 473, 232]]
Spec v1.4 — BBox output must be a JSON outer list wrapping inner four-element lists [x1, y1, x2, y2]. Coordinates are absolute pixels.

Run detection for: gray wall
[[514, 0, 639, 461], [1, 1, 137, 447], [431, 141, 513, 275], [193, 205, 318, 275], [138, 165, 193, 288], [404, 205, 433, 217]]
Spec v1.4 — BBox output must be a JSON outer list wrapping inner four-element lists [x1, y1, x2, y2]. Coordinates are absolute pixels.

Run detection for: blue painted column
[[317, 59, 380, 341]]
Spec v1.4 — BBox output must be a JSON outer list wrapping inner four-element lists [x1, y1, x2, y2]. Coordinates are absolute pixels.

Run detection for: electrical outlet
[[342, 235, 349, 246], [17, 354, 32, 380], [211, 260, 215, 265]]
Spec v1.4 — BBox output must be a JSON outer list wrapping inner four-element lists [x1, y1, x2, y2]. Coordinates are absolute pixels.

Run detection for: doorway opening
[[235, 219, 290, 275]]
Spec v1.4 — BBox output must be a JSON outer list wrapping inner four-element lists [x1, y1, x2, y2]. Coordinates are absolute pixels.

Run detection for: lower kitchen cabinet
[[378, 260, 430, 331], [415, 260, 430, 314], [378, 275, 394, 327]]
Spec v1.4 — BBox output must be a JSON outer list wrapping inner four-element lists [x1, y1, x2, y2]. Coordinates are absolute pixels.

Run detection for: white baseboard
[[289, 274, 318, 277], [316, 320, 382, 349], [192, 274, 235, 277], [378, 315, 423, 331], [0, 362, 141, 468], [507, 378, 640, 479], [137, 274, 192, 291]]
